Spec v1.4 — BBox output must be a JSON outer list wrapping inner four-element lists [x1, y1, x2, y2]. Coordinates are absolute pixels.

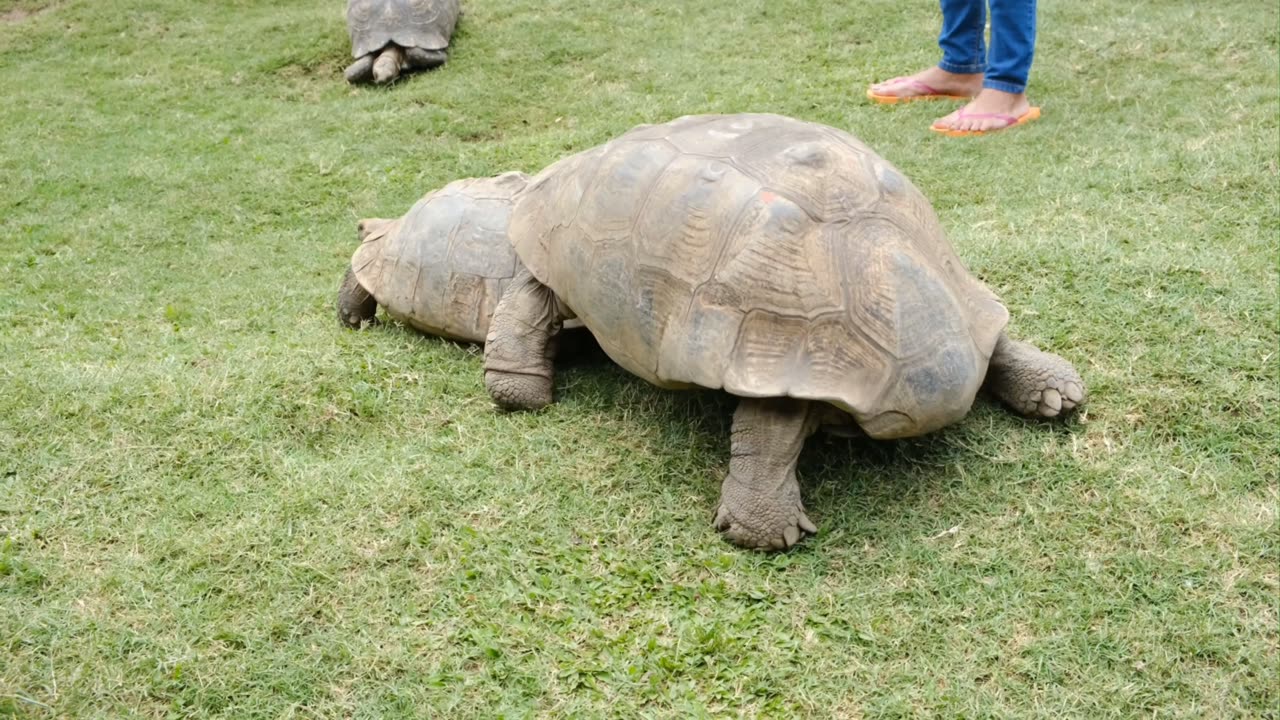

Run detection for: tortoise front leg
[[483, 268, 572, 410], [714, 397, 821, 551], [406, 47, 448, 70], [337, 265, 377, 329], [337, 219, 392, 327], [344, 54, 375, 84], [985, 333, 1086, 418]]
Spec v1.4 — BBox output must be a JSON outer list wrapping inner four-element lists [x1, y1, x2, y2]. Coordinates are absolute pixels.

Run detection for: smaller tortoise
[[344, 0, 460, 85], [338, 172, 527, 341]]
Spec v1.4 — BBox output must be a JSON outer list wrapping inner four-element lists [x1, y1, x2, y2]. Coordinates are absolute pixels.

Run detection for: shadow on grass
[[369, 318, 1083, 551], [549, 349, 1083, 551]]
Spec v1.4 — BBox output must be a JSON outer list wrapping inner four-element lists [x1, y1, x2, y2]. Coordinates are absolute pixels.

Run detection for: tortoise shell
[[351, 172, 526, 342], [508, 114, 1010, 438], [346, 0, 460, 59]]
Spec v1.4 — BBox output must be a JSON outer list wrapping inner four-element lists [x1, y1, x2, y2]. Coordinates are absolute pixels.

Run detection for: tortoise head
[[357, 217, 394, 243]]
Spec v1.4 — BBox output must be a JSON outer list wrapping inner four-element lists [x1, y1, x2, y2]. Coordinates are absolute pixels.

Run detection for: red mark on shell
[[760, 190, 777, 203]]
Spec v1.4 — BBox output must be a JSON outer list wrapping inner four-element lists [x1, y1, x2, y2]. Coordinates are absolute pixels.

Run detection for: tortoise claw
[[713, 497, 816, 551], [798, 513, 818, 534]]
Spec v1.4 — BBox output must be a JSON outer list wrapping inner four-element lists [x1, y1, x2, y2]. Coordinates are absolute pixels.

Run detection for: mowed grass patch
[[1, 0, 1276, 716]]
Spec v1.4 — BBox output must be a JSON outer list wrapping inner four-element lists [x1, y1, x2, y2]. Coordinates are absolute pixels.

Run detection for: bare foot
[[868, 66, 982, 102], [932, 88, 1036, 134]]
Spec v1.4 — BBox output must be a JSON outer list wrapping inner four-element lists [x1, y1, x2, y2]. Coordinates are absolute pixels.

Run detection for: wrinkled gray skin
[[344, 0, 460, 85]]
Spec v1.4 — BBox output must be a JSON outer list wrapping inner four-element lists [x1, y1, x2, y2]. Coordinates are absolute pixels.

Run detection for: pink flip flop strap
[[954, 109, 1020, 127]]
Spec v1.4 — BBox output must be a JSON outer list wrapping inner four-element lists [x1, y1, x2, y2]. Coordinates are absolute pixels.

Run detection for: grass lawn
[[1, 0, 1276, 716]]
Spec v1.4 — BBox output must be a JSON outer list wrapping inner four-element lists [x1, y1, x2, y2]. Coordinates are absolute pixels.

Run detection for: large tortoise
[[338, 172, 528, 340], [480, 113, 1086, 550], [344, 0, 460, 85]]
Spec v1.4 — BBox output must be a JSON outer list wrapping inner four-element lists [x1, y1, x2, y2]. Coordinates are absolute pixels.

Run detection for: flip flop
[[930, 107, 1042, 137], [866, 77, 971, 105]]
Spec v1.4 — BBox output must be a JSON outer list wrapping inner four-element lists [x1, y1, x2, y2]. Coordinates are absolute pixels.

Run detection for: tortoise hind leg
[[483, 267, 571, 410], [406, 47, 447, 70], [337, 265, 378, 329], [985, 333, 1086, 418], [714, 398, 821, 551], [344, 54, 375, 84]]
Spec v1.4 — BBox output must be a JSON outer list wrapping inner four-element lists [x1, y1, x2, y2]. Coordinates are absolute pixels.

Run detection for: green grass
[[1, 0, 1276, 716]]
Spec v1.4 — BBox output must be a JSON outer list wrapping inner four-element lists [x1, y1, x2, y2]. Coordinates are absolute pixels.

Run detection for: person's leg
[[937, 0, 988, 77], [933, 0, 1040, 134], [984, 0, 1037, 94], [867, 0, 985, 102]]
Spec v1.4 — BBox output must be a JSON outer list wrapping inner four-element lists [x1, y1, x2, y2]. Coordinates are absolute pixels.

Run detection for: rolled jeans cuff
[[982, 78, 1026, 94], [938, 59, 985, 74]]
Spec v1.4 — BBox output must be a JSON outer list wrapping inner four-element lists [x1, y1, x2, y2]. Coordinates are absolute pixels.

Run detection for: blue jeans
[[936, 0, 1037, 94]]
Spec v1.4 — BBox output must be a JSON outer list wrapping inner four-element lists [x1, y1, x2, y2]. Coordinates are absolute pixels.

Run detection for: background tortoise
[[338, 172, 527, 341], [344, 0, 460, 85], [482, 113, 1086, 550]]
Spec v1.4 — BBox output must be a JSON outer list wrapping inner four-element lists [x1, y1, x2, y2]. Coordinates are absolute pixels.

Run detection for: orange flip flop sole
[[931, 107, 1042, 137], [866, 88, 970, 105]]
